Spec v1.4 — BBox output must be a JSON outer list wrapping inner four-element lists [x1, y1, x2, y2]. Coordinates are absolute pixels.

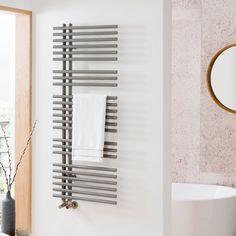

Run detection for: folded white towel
[[72, 94, 107, 162]]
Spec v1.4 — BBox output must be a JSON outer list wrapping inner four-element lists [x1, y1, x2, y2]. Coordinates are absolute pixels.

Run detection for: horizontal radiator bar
[[53, 151, 117, 159], [52, 113, 117, 120], [53, 126, 117, 133], [53, 107, 73, 112], [53, 144, 117, 152], [53, 188, 117, 198], [53, 182, 117, 192], [53, 57, 118, 62], [53, 95, 117, 99], [53, 163, 117, 172], [53, 175, 117, 185], [53, 138, 117, 146], [53, 144, 117, 151], [53, 194, 117, 205], [52, 113, 72, 118], [53, 101, 117, 107], [53, 76, 117, 80], [53, 25, 118, 30], [53, 120, 117, 126], [53, 44, 117, 49], [53, 169, 117, 179], [53, 51, 117, 55], [53, 38, 118, 43], [53, 82, 118, 87], [53, 31, 118, 36], [53, 70, 117, 74], [53, 107, 117, 113]]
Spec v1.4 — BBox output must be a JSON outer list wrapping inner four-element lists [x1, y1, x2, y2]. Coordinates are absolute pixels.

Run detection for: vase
[[1, 191, 15, 236]]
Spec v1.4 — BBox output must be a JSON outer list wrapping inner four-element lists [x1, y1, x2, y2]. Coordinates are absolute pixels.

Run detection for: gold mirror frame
[[206, 43, 236, 114]]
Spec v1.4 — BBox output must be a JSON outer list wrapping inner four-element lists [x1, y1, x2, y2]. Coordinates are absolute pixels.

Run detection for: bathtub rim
[[172, 182, 236, 202]]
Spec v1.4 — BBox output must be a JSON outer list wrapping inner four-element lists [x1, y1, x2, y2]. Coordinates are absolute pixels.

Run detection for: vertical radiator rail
[[62, 23, 67, 199], [68, 23, 73, 196]]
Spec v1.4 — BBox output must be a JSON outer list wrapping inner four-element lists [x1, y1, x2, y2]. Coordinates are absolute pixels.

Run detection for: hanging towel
[[72, 94, 107, 162]]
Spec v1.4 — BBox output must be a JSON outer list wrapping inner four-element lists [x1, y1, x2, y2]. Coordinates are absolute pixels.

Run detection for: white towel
[[72, 94, 107, 162]]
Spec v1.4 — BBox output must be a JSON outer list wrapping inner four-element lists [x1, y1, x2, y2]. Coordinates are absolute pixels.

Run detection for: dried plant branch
[[0, 161, 9, 190], [0, 125, 12, 185], [0, 120, 37, 192], [9, 120, 37, 190]]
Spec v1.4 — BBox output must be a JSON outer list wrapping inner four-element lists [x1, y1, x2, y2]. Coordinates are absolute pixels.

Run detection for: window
[[0, 5, 32, 233], [0, 12, 15, 224]]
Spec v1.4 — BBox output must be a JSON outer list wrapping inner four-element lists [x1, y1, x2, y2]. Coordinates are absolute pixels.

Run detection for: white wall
[[0, 0, 31, 10], [33, 0, 169, 235], [0, 0, 171, 235], [31, 0, 171, 235]]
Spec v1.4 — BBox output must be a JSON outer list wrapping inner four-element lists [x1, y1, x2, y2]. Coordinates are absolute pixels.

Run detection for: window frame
[[0, 5, 32, 232]]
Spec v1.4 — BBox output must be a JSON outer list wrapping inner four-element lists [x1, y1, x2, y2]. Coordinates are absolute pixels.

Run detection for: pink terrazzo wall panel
[[172, 0, 236, 186], [200, 0, 236, 186], [172, 0, 201, 183]]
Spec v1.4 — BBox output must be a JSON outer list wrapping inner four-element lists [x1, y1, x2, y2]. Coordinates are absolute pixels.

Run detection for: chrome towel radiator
[[52, 24, 118, 209]]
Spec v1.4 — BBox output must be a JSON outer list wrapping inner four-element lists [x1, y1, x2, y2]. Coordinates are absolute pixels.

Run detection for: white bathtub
[[172, 183, 236, 236]]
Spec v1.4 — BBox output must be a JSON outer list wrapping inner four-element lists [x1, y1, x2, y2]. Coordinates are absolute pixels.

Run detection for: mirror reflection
[[208, 45, 236, 113]]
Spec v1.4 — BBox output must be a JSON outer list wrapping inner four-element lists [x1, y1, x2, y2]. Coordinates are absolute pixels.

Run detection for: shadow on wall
[[52, 24, 158, 220]]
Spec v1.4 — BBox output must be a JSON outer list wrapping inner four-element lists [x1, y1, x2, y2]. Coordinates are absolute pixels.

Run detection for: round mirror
[[207, 44, 236, 113]]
